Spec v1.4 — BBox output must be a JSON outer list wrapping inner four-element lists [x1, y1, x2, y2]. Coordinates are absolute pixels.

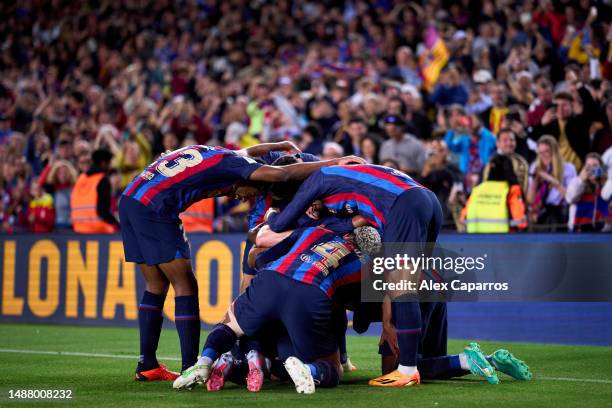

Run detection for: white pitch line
[[0, 348, 180, 361], [538, 376, 612, 384], [1, 348, 611, 385]]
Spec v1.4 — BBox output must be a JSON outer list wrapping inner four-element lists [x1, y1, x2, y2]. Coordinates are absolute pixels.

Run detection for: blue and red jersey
[[574, 191, 611, 227], [255, 226, 362, 298], [247, 152, 319, 229], [123, 145, 262, 218], [267, 164, 423, 234]]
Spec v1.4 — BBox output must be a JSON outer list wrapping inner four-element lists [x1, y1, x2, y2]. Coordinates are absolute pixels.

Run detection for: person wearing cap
[[466, 70, 493, 115], [379, 114, 427, 176], [70, 148, 119, 233]]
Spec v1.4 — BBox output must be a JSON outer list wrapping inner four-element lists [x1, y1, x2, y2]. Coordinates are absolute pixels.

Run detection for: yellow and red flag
[[419, 26, 449, 91]]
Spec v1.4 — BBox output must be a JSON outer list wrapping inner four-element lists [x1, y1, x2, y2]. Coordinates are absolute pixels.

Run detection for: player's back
[[257, 226, 362, 298], [123, 145, 262, 218], [318, 164, 423, 229]]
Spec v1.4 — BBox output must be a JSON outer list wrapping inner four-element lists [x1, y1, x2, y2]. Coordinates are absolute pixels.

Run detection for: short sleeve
[[222, 153, 264, 180]]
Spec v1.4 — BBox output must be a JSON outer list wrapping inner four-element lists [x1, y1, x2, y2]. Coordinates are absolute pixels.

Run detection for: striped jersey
[[267, 164, 423, 234], [256, 226, 362, 298], [123, 145, 262, 218]]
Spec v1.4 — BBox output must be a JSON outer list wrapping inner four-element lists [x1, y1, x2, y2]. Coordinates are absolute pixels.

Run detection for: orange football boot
[[368, 369, 420, 387], [135, 364, 180, 381]]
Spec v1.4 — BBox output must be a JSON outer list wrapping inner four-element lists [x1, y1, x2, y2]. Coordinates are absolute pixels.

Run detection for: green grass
[[0, 324, 611, 407]]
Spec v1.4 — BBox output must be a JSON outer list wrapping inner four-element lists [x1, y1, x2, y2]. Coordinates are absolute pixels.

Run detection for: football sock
[[175, 295, 200, 371], [137, 291, 166, 371], [458, 353, 469, 370], [398, 364, 418, 375], [417, 355, 468, 380], [270, 359, 289, 380], [200, 323, 237, 365], [306, 361, 340, 388], [392, 299, 421, 367], [334, 309, 349, 364]]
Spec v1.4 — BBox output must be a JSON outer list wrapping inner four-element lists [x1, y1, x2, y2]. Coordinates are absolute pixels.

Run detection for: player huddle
[[119, 142, 532, 394]]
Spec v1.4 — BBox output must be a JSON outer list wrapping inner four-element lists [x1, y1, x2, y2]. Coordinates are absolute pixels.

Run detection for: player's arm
[[255, 225, 294, 248], [238, 141, 300, 157], [253, 229, 302, 270], [249, 155, 365, 183], [265, 174, 325, 232], [316, 215, 369, 234]]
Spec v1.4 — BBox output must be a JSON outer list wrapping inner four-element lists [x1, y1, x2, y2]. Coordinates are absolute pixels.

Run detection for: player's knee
[[170, 271, 198, 296], [145, 281, 169, 296]]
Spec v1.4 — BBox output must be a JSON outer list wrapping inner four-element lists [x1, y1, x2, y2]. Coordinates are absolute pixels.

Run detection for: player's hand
[[379, 321, 400, 357], [264, 207, 279, 223], [336, 155, 366, 165], [351, 215, 369, 228], [279, 140, 301, 153]]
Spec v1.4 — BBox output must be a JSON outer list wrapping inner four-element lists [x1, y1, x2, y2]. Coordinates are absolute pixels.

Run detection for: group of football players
[[119, 141, 532, 394]]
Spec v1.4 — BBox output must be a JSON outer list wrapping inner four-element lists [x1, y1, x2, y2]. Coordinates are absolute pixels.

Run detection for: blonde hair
[[535, 135, 564, 184], [47, 160, 78, 185]]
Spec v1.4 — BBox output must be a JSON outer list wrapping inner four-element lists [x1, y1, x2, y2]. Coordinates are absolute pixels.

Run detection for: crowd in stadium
[[1, 0, 611, 234]]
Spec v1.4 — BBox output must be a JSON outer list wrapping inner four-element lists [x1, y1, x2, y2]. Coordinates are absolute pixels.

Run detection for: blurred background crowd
[[1, 0, 611, 234]]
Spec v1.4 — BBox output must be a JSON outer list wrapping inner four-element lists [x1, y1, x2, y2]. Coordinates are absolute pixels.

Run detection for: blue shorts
[[118, 195, 191, 266], [382, 187, 442, 250], [242, 240, 257, 276], [233, 270, 336, 362]]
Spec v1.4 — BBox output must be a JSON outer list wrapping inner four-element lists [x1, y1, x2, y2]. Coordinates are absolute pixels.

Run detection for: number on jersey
[[157, 148, 203, 177]]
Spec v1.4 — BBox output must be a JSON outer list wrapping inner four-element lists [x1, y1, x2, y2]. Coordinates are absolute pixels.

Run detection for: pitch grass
[[0, 324, 611, 407]]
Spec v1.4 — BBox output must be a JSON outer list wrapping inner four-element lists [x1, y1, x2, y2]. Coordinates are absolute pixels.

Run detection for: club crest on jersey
[[344, 203, 355, 213], [300, 254, 314, 263]]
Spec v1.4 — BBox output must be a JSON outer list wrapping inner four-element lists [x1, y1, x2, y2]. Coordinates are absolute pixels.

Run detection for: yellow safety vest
[[466, 181, 510, 233]]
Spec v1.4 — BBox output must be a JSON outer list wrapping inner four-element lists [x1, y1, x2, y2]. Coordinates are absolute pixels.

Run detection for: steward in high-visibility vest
[[71, 149, 118, 234], [180, 198, 215, 233], [462, 154, 527, 233]]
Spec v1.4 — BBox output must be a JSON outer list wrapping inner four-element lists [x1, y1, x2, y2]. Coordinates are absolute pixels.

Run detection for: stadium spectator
[[322, 142, 345, 161], [481, 82, 512, 136], [335, 117, 367, 156], [444, 112, 496, 189], [565, 153, 612, 232], [1, 157, 30, 233], [420, 139, 463, 228], [528, 136, 577, 230], [527, 76, 554, 127], [430, 66, 469, 107], [45, 160, 78, 230], [27, 179, 55, 233], [530, 90, 596, 171], [591, 98, 612, 155], [360, 135, 381, 165], [379, 114, 426, 176], [71, 149, 118, 234], [483, 128, 530, 193], [462, 154, 528, 233]]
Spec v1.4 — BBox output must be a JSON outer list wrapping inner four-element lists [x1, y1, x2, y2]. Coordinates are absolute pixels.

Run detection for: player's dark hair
[[92, 149, 113, 166], [271, 155, 299, 166], [487, 154, 518, 186]]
